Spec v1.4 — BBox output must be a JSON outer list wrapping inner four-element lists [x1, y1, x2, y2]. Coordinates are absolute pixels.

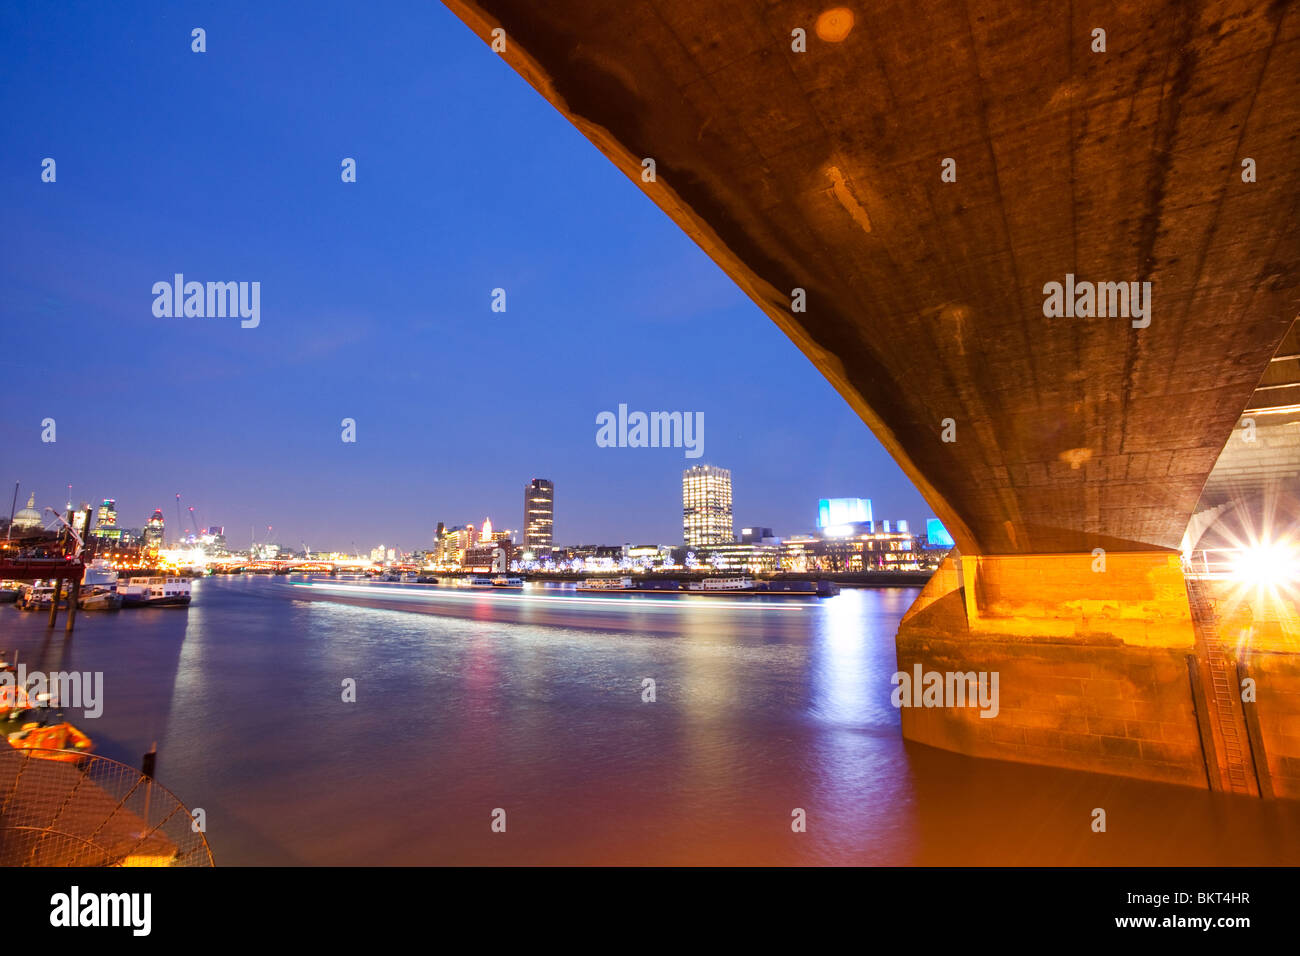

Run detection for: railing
[[1182, 548, 1243, 579], [0, 749, 214, 867]]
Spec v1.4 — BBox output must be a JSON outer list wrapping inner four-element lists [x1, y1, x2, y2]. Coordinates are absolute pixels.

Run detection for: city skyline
[[0, 2, 930, 553], [3, 462, 936, 554]]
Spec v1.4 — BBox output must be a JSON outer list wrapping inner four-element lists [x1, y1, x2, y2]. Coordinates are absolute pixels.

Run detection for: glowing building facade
[[683, 465, 733, 547], [144, 510, 165, 552], [524, 479, 554, 550]]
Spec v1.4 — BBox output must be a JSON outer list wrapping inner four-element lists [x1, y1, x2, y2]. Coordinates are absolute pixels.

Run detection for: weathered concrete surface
[[443, 0, 1300, 555], [896, 591, 1208, 788], [1246, 651, 1300, 798], [897, 552, 1210, 785]]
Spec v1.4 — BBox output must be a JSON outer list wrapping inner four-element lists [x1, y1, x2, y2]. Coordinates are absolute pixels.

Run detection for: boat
[[0, 685, 36, 717], [686, 577, 755, 591], [118, 576, 192, 607], [16, 583, 61, 610], [577, 576, 635, 591], [682, 577, 840, 596], [761, 579, 841, 596], [464, 576, 523, 588], [79, 589, 122, 611], [77, 559, 122, 610], [7, 721, 94, 762]]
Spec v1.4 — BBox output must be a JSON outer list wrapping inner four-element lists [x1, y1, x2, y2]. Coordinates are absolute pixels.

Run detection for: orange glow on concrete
[[815, 7, 855, 42]]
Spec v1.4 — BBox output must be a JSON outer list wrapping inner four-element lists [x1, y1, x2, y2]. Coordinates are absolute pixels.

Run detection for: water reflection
[[1, 577, 1296, 865]]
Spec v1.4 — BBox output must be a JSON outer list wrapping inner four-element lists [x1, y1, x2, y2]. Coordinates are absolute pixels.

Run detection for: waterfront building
[[683, 464, 733, 547], [697, 541, 780, 572], [780, 528, 922, 572], [463, 538, 515, 572], [817, 497, 873, 532], [925, 518, 955, 549], [817, 498, 877, 538], [624, 544, 669, 567], [557, 544, 625, 568], [435, 525, 474, 568], [524, 479, 554, 549], [201, 526, 228, 553]]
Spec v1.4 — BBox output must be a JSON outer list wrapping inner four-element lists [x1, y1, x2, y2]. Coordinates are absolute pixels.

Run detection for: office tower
[[683, 464, 733, 547], [524, 478, 554, 549], [145, 509, 165, 551]]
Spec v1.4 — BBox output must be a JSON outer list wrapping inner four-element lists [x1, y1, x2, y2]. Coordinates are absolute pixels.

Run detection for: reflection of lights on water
[[814, 590, 870, 725], [291, 581, 807, 613]]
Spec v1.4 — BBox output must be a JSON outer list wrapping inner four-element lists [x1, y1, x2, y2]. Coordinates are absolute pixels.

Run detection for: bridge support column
[[896, 551, 1212, 788], [47, 578, 61, 628], [65, 579, 80, 633]]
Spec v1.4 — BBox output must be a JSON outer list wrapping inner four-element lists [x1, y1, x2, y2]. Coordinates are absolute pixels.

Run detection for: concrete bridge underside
[[444, 0, 1300, 793]]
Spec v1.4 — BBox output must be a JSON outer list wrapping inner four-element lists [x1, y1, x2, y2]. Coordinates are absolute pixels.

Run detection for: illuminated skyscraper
[[144, 509, 165, 551], [93, 498, 124, 543], [683, 464, 733, 547], [524, 479, 554, 549]]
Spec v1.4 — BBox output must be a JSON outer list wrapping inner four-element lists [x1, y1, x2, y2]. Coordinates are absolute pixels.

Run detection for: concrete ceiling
[[443, 0, 1300, 554]]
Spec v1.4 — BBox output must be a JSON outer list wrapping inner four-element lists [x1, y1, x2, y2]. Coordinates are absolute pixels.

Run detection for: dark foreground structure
[[442, 1, 1300, 794]]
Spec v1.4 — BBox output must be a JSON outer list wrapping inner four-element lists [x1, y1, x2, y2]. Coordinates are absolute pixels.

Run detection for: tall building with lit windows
[[524, 479, 554, 549], [144, 509, 165, 552], [682, 464, 733, 547], [93, 498, 124, 543], [96, 498, 117, 528]]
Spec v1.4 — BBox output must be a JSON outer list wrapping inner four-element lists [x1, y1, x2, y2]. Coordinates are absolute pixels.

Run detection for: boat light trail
[[289, 581, 808, 612]]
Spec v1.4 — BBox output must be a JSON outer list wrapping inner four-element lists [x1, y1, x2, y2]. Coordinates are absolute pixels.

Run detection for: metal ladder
[[1185, 576, 1256, 795]]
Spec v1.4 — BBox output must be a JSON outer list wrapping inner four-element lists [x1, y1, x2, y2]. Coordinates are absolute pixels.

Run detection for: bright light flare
[[1230, 540, 1300, 587]]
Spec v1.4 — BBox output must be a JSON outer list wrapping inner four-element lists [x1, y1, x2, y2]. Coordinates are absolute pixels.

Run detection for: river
[[2, 576, 1296, 865]]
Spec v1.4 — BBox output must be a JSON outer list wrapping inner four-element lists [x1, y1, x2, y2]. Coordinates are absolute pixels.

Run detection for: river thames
[[2, 576, 1297, 865]]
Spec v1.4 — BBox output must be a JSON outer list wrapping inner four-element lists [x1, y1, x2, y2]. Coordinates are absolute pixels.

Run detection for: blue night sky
[[0, 1, 930, 552]]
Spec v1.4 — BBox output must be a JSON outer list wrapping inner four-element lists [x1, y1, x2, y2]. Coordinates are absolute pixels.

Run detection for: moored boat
[[79, 588, 123, 611], [7, 721, 94, 762], [16, 583, 61, 610], [686, 577, 755, 591], [577, 576, 634, 591], [0, 685, 37, 717], [118, 576, 192, 607]]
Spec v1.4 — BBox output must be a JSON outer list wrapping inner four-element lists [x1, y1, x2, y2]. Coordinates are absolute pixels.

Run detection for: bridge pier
[[47, 578, 62, 628], [895, 552, 1299, 795], [64, 579, 80, 633]]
